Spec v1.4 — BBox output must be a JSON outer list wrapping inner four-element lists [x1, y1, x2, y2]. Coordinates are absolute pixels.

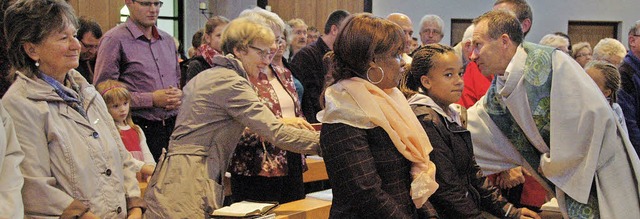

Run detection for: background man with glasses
[[418, 14, 444, 46], [76, 16, 102, 84], [617, 20, 640, 156], [94, 0, 182, 161]]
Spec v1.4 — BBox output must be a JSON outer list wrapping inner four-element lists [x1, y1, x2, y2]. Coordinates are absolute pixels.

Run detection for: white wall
[[183, 0, 257, 54], [372, 0, 639, 47]]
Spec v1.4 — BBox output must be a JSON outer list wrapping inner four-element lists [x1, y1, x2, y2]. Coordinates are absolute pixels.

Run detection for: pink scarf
[[318, 77, 438, 207]]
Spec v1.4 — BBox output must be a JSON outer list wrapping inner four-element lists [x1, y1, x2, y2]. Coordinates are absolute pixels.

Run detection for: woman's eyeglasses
[[248, 45, 272, 59], [575, 53, 592, 58]]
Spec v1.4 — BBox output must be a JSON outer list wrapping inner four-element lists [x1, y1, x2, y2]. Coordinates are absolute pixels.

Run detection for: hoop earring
[[366, 66, 384, 84]]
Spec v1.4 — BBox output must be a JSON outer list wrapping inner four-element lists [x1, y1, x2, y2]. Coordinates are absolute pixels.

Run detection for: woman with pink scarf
[[317, 13, 438, 218], [184, 16, 229, 83]]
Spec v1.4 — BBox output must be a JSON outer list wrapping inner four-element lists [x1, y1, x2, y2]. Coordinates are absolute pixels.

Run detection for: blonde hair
[[287, 18, 308, 30], [221, 17, 275, 55], [572, 42, 592, 58], [96, 80, 140, 134], [592, 38, 627, 66], [239, 7, 285, 33], [539, 34, 569, 50]]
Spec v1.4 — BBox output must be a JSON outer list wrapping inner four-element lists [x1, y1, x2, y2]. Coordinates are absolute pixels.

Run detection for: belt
[[165, 143, 210, 157]]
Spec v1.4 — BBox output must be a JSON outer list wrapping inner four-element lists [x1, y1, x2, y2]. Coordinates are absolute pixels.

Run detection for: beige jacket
[[2, 70, 144, 218], [144, 55, 320, 218], [0, 101, 24, 219]]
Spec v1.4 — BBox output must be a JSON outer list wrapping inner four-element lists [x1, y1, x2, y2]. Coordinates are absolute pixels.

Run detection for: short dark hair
[[494, 0, 532, 23], [324, 10, 350, 35], [4, 0, 78, 78], [473, 10, 523, 45], [77, 16, 102, 41], [494, 0, 532, 36]]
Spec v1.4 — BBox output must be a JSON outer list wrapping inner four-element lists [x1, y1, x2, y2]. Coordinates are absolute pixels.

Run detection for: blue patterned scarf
[[38, 72, 88, 120]]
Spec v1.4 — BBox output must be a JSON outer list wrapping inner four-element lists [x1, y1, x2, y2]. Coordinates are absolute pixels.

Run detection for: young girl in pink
[[97, 80, 156, 181]]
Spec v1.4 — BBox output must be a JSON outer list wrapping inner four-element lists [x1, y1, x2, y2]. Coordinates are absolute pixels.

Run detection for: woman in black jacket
[[402, 44, 540, 219]]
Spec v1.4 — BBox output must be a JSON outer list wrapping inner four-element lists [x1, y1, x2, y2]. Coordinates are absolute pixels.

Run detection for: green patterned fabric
[[482, 42, 599, 217], [483, 42, 554, 170], [566, 189, 600, 219]]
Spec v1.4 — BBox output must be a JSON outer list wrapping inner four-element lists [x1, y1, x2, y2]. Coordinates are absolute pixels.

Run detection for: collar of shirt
[[497, 44, 526, 95], [125, 18, 161, 41]]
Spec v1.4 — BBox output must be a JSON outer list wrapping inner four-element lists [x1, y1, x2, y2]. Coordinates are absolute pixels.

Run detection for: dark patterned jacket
[[320, 123, 437, 218]]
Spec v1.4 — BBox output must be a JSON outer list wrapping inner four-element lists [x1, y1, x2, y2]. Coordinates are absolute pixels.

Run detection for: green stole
[[483, 42, 555, 171], [484, 42, 601, 217]]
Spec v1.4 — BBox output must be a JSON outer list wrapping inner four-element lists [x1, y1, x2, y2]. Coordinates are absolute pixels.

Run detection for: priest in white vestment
[[467, 10, 640, 219]]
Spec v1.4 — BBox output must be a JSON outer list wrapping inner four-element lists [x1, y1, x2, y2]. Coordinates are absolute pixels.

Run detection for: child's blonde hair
[[96, 80, 141, 134]]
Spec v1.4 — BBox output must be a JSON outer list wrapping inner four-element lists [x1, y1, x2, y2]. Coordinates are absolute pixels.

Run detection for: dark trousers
[[132, 116, 176, 161], [230, 152, 305, 203], [230, 174, 304, 204]]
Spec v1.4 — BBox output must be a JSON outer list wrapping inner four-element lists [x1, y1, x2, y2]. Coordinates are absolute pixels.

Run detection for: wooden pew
[[303, 157, 328, 183], [274, 198, 332, 219]]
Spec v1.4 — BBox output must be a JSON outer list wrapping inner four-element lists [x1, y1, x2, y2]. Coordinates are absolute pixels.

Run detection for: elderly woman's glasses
[[133, 0, 163, 7], [575, 52, 592, 58], [248, 45, 271, 59]]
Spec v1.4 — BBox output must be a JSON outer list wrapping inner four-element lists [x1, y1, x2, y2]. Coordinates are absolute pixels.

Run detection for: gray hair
[[539, 34, 569, 49], [572, 42, 592, 58], [629, 20, 640, 36], [419, 14, 444, 33], [592, 38, 627, 66], [461, 24, 475, 44], [239, 7, 286, 33]]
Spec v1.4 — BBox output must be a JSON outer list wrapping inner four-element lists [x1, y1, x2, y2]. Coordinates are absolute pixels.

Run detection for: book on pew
[[211, 201, 278, 218]]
